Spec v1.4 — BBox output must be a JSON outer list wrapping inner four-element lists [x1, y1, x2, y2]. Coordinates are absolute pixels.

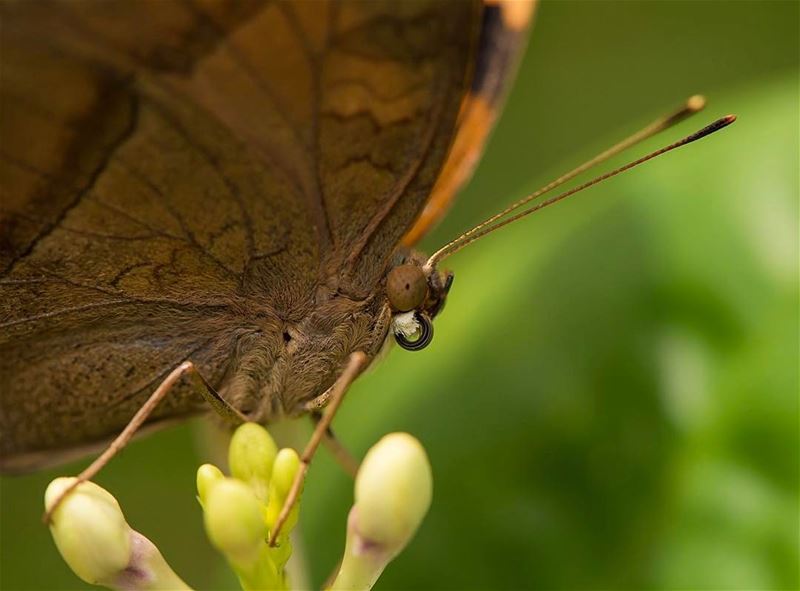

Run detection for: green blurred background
[[1, 1, 797, 589]]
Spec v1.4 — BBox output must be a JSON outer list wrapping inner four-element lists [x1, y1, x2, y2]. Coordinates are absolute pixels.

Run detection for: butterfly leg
[[310, 410, 360, 478], [44, 360, 246, 522], [268, 351, 368, 546]]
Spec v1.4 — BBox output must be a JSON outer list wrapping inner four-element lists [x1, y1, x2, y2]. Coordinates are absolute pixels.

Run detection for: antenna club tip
[[686, 95, 707, 112], [689, 113, 737, 142]]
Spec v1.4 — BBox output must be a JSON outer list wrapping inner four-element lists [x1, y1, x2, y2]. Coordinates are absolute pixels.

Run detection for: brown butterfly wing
[[0, 0, 481, 470]]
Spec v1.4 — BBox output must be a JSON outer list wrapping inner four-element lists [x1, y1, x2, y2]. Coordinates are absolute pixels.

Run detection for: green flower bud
[[354, 432, 432, 550], [45, 478, 131, 585], [203, 477, 267, 567], [196, 463, 224, 505], [264, 448, 301, 569], [266, 448, 301, 534], [228, 422, 278, 503]]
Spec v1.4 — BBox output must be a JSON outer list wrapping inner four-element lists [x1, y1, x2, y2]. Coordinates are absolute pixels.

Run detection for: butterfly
[[0, 0, 735, 543], [0, 0, 534, 476]]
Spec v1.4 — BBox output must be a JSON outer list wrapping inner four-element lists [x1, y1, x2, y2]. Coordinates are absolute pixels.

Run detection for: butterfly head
[[386, 256, 453, 352]]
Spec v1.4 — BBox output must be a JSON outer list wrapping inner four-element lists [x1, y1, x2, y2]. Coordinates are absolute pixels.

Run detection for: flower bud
[[266, 448, 301, 536], [354, 433, 432, 551], [228, 422, 278, 503], [196, 463, 224, 505], [330, 433, 433, 590], [203, 477, 267, 567], [45, 478, 131, 585], [46, 478, 191, 590]]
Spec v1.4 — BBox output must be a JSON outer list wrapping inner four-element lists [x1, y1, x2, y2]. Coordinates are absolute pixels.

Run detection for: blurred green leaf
[[303, 76, 798, 591]]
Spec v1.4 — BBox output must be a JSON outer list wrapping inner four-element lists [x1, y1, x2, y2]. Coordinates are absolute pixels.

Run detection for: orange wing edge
[[402, 0, 537, 247]]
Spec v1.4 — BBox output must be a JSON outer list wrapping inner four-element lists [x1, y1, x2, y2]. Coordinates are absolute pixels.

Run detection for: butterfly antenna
[[426, 104, 734, 269], [435, 95, 706, 254]]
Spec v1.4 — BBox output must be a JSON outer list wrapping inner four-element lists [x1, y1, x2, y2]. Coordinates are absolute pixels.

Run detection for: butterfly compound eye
[[386, 264, 428, 312]]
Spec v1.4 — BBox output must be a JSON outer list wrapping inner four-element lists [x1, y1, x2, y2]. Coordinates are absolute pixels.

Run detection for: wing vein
[[105, 336, 217, 409], [146, 97, 256, 279], [110, 158, 242, 281], [345, 77, 450, 267], [0, 96, 139, 276]]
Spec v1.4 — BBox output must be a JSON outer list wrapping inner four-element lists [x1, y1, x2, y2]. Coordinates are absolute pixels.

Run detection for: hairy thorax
[[221, 286, 393, 423]]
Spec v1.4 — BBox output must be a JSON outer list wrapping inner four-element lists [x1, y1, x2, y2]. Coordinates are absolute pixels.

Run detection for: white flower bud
[[354, 432, 432, 551], [45, 478, 131, 585], [330, 433, 433, 591]]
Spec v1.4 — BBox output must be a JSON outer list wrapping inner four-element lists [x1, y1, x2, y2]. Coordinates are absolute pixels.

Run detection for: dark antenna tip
[[425, 103, 737, 268], [686, 114, 737, 144]]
